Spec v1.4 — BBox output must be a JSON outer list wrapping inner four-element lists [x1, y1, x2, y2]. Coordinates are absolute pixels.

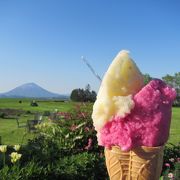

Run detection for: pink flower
[[81, 112, 86, 118], [88, 138, 92, 145], [70, 125, 77, 131], [177, 157, 180, 163], [100, 152, 104, 158], [168, 173, 174, 179], [165, 163, 170, 167], [84, 127, 90, 132], [84, 138, 93, 150], [64, 112, 72, 120], [57, 112, 73, 120], [77, 112, 87, 119], [75, 104, 80, 110]]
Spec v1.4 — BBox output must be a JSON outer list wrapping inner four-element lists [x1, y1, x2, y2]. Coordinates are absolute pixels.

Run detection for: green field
[[0, 98, 179, 145], [0, 98, 75, 145], [169, 107, 180, 145], [0, 98, 74, 112]]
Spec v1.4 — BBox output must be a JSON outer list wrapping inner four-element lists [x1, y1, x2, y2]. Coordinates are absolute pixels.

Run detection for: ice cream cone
[[105, 146, 164, 180]]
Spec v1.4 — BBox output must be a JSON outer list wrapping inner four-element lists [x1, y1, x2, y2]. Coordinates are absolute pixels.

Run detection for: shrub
[[0, 165, 21, 180], [52, 152, 107, 179], [43, 110, 51, 116], [0, 161, 44, 180], [0, 112, 6, 118], [26, 110, 32, 114], [16, 103, 107, 179], [162, 143, 180, 179], [7, 103, 179, 179]]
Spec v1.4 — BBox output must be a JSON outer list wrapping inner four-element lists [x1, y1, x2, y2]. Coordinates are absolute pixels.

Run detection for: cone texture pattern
[[105, 146, 164, 180]]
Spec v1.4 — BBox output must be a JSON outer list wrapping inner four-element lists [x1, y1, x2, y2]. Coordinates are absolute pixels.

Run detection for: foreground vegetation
[[0, 103, 108, 179], [0, 100, 179, 145], [0, 99, 179, 179]]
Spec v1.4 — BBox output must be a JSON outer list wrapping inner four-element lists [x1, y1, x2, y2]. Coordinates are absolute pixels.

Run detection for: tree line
[[70, 84, 96, 102], [71, 72, 180, 105]]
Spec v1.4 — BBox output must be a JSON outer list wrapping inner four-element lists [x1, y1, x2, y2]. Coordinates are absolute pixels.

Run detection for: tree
[[70, 89, 78, 102], [162, 74, 175, 87], [70, 85, 97, 102], [162, 72, 180, 106], [85, 84, 91, 92], [143, 74, 152, 85], [84, 84, 91, 102], [90, 91, 97, 102], [174, 72, 180, 93], [70, 88, 84, 102]]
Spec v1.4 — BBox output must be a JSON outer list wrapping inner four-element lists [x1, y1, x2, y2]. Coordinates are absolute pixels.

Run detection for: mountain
[[0, 83, 69, 99]]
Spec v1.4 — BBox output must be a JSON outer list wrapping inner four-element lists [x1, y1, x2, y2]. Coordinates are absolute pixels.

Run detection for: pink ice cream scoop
[[100, 79, 176, 151]]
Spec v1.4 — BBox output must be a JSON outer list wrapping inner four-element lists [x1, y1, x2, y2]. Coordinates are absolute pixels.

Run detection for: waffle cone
[[105, 146, 164, 180]]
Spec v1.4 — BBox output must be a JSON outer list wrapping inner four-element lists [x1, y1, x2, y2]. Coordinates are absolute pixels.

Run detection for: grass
[[168, 107, 180, 145], [0, 117, 34, 145], [0, 98, 74, 113], [0, 98, 75, 145], [0, 98, 179, 145]]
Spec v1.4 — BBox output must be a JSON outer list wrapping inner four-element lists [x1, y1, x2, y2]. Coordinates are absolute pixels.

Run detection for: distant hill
[[0, 83, 69, 99]]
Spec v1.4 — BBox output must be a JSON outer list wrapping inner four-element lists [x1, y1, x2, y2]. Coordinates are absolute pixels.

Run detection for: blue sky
[[0, 0, 180, 94]]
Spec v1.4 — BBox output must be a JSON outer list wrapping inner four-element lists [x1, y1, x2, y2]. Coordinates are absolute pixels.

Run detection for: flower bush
[[7, 103, 108, 179], [0, 144, 22, 178], [162, 143, 180, 179]]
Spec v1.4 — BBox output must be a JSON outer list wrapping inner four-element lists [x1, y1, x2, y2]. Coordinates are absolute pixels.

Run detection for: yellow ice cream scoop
[[100, 50, 144, 97], [92, 50, 144, 131]]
